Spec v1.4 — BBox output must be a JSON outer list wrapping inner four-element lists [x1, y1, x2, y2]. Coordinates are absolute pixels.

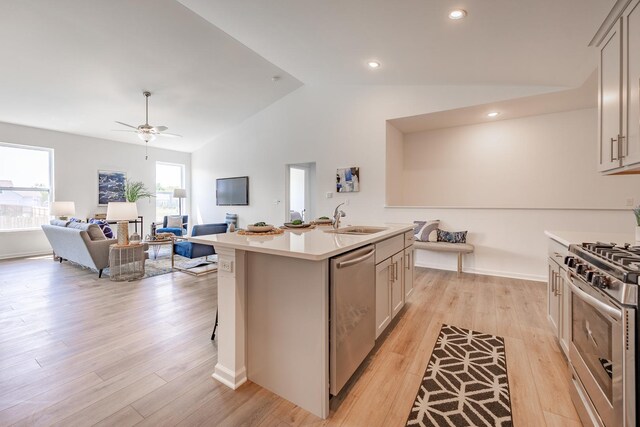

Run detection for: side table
[[144, 238, 173, 260], [109, 243, 147, 281]]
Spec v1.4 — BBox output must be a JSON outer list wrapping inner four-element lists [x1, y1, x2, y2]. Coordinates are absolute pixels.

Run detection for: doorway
[[286, 162, 316, 222]]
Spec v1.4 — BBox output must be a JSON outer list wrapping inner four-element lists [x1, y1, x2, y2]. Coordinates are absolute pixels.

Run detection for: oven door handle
[[567, 271, 622, 320]]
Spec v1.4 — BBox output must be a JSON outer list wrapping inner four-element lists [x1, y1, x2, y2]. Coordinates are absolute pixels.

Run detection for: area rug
[[406, 324, 513, 427]]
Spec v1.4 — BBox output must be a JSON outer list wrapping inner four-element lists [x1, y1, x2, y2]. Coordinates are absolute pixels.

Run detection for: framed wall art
[[336, 167, 360, 193], [98, 170, 126, 206]]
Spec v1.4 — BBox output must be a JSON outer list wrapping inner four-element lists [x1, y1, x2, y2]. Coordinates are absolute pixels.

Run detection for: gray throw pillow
[[436, 229, 468, 244], [167, 215, 183, 228], [416, 220, 439, 242], [413, 221, 426, 235], [67, 222, 106, 240], [50, 219, 70, 227]]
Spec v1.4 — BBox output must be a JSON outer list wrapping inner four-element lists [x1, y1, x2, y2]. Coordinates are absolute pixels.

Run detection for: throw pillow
[[436, 229, 468, 244], [416, 220, 439, 242], [89, 219, 114, 239], [50, 219, 70, 227], [68, 222, 106, 241], [166, 215, 183, 228], [413, 221, 426, 235]]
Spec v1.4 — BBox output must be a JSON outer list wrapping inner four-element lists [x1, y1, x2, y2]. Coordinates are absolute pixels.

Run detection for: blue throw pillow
[[436, 229, 467, 244], [89, 219, 114, 239]]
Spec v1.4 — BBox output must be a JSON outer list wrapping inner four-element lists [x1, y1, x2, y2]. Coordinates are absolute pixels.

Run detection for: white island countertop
[[545, 230, 637, 247], [189, 223, 413, 261]]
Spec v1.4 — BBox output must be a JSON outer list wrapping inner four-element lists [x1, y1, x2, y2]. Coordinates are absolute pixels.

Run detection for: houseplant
[[124, 179, 154, 202], [634, 206, 640, 241]]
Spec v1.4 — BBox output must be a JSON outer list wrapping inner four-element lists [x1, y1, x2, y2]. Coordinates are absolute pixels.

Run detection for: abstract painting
[[98, 170, 126, 205], [336, 167, 360, 193]]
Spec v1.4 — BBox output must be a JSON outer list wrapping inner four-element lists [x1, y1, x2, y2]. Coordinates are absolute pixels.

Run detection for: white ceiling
[[0, 0, 301, 152], [390, 70, 597, 133], [178, 0, 614, 87], [0, 1, 616, 152]]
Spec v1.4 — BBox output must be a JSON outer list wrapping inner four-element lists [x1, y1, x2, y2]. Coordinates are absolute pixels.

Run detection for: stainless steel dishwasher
[[330, 244, 376, 396]]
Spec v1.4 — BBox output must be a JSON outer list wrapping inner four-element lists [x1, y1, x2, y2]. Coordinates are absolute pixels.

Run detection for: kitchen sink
[[325, 226, 388, 235]]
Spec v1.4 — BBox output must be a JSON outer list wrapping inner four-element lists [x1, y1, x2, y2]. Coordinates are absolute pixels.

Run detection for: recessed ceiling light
[[367, 61, 381, 69], [448, 9, 467, 20], [487, 112, 500, 118]]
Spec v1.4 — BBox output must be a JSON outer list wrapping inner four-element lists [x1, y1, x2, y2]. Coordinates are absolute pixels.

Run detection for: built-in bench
[[414, 241, 475, 275]]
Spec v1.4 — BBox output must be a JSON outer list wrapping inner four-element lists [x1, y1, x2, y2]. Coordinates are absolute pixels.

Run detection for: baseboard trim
[[414, 261, 546, 282], [212, 363, 247, 390], [0, 250, 51, 261]]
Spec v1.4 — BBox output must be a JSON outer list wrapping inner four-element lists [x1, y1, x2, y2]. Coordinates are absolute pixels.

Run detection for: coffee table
[[144, 238, 173, 260]]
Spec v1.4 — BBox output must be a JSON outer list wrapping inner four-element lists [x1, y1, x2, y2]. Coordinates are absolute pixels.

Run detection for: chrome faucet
[[333, 203, 346, 229]]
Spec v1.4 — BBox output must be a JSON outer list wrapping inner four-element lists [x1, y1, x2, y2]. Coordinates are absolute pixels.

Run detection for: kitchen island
[[189, 223, 414, 418]]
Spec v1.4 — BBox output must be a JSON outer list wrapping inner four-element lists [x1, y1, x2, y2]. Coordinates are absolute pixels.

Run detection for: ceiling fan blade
[[154, 126, 168, 132], [158, 132, 182, 138], [115, 121, 139, 130], [111, 129, 138, 133]]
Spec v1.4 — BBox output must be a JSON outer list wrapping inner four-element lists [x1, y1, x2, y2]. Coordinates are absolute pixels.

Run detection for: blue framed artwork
[[98, 170, 126, 206], [336, 167, 360, 193]]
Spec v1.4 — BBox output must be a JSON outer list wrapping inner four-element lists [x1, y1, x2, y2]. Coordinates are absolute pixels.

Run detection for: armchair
[[157, 215, 188, 236], [171, 223, 228, 274]]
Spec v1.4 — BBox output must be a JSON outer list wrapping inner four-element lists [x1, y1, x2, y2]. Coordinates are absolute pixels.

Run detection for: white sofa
[[42, 220, 117, 277]]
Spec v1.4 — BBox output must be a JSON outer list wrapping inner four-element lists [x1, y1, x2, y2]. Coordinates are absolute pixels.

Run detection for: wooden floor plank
[[0, 255, 579, 426]]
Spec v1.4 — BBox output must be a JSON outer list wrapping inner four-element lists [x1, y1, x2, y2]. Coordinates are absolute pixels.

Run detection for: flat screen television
[[216, 176, 249, 206]]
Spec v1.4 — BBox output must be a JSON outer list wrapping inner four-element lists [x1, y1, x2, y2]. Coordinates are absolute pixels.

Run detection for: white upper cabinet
[[599, 20, 622, 172], [597, 0, 640, 174], [623, 1, 640, 165]]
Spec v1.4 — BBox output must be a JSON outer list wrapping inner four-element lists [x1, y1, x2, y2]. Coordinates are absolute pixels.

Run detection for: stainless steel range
[[565, 243, 637, 427]]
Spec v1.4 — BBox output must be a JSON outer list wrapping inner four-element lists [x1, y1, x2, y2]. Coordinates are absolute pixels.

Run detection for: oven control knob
[[576, 264, 588, 275], [585, 271, 594, 282], [592, 274, 609, 289], [564, 256, 577, 268]]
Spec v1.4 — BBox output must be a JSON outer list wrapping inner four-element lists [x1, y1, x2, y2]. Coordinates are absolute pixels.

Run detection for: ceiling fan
[[114, 91, 181, 158]]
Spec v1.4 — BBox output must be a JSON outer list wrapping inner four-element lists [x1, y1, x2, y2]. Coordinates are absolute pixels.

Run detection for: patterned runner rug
[[407, 324, 513, 427]]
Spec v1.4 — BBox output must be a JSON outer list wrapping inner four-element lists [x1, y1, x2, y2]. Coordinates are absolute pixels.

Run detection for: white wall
[[0, 122, 191, 259], [400, 108, 640, 209], [190, 83, 640, 281]]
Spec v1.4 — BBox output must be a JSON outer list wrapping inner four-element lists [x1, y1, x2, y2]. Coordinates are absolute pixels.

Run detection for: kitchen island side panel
[[246, 252, 330, 418]]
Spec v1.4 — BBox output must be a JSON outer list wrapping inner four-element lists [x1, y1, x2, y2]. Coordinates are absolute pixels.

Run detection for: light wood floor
[[0, 255, 580, 426]]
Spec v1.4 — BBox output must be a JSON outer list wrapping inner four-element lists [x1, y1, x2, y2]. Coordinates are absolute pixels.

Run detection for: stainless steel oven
[[567, 269, 636, 427]]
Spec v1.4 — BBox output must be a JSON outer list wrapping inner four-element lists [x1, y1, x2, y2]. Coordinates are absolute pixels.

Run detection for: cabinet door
[[547, 258, 560, 336], [375, 258, 392, 339], [391, 252, 404, 319], [599, 19, 623, 172], [404, 246, 415, 300], [623, 0, 640, 165], [558, 270, 571, 358]]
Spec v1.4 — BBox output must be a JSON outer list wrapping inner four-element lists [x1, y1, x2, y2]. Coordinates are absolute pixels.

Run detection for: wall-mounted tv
[[216, 176, 249, 206]]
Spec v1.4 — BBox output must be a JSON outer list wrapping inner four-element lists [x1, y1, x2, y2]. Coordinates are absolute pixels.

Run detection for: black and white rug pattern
[[407, 324, 513, 427]]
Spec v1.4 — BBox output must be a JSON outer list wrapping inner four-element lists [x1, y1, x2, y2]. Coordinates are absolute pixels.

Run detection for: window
[[0, 143, 53, 231], [155, 162, 185, 222]]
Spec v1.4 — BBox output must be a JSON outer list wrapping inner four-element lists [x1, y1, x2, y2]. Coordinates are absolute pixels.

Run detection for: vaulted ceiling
[[0, 0, 615, 152]]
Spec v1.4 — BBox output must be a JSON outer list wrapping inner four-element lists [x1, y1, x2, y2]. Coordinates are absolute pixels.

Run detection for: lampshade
[[50, 201, 76, 217], [173, 188, 186, 198], [138, 132, 156, 143], [106, 202, 138, 221]]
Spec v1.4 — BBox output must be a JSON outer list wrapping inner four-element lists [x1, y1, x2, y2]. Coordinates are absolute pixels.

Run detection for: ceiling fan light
[[138, 132, 156, 143]]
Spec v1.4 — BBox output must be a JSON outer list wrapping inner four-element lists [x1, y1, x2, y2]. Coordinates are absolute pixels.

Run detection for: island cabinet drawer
[[404, 231, 414, 248], [376, 234, 404, 264]]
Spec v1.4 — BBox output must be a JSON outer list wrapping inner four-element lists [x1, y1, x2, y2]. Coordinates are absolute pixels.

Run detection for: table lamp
[[51, 201, 75, 220], [173, 188, 186, 216], [106, 202, 138, 245]]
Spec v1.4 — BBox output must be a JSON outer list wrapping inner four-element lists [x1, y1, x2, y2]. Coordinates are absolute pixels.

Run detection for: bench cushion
[[414, 241, 474, 253]]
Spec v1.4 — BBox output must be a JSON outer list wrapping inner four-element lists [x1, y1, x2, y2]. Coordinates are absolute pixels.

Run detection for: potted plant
[[124, 179, 154, 202], [634, 206, 640, 241]]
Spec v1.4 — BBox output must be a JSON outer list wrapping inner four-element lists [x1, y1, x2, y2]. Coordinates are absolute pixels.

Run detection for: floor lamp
[[173, 188, 186, 216]]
